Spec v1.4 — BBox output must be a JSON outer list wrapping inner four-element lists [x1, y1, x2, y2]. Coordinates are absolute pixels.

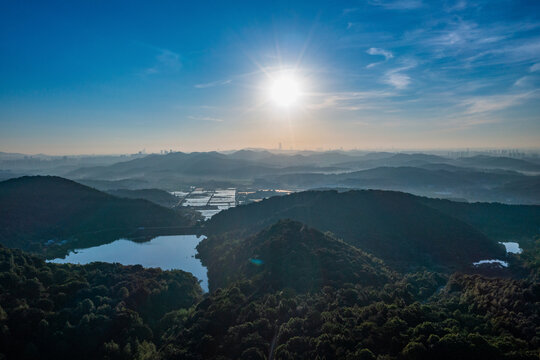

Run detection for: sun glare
[[269, 74, 301, 107]]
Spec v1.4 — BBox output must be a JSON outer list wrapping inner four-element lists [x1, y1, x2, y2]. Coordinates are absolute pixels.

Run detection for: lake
[[499, 241, 522, 254], [49, 235, 208, 292], [472, 241, 522, 268]]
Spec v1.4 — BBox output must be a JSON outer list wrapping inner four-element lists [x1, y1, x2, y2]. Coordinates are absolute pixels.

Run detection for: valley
[[0, 153, 539, 359]]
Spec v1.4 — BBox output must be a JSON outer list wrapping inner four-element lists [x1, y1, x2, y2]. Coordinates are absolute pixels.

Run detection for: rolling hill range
[[197, 220, 394, 292], [204, 190, 511, 271], [56, 150, 540, 203], [255, 166, 540, 204], [66, 151, 331, 180], [0, 176, 196, 255], [66, 150, 540, 180], [3, 150, 539, 203], [455, 155, 540, 172]]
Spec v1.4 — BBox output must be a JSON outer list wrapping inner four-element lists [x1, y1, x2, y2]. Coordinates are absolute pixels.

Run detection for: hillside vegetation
[[0, 176, 196, 255], [1, 221, 539, 359], [205, 190, 508, 271], [106, 188, 181, 208], [197, 220, 394, 292], [0, 245, 202, 360]]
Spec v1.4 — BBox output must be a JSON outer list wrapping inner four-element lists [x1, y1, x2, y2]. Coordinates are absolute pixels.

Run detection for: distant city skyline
[[2, 146, 540, 157], [1, 0, 539, 154]]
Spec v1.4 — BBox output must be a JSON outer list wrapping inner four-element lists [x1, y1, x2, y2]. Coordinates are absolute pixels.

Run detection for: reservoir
[[499, 241, 522, 254], [49, 235, 208, 292]]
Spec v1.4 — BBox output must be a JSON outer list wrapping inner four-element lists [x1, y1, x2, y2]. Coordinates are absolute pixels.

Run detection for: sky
[[1, 0, 539, 154]]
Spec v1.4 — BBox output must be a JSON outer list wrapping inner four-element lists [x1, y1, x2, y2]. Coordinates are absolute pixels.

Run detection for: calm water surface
[[49, 235, 208, 291], [499, 242, 522, 254]]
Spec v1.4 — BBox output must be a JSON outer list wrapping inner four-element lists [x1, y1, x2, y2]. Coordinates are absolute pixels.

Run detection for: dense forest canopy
[[197, 220, 395, 292], [0, 245, 202, 360], [204, 190, 520, 271], [0, 178, 539, 359], [2, 233, 539, 359]]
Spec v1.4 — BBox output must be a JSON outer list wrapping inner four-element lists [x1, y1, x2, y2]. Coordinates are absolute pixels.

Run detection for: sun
[[269, 74, 302, 107]]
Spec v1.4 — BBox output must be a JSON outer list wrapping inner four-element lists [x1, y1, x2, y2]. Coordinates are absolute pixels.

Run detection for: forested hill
[[0, 245, 202, 359], [106, 188, 181, 208], [204, 190, 506, 271], [197, 220, 394, 292], [415, 197, 540, 241], [0, 176, 195, 254]]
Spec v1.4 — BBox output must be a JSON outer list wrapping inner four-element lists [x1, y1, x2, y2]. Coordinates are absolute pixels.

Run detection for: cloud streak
[[306, 90, 396, 111], [382, 61, 416, 89], [384, 72, 411, 89], [188, 115, 224, 122], [366, 47, 394, 68], [195, 79, 232, 88], [459, 91, 537, 115], [367, 47, 394, 60], [369, 0, 423, 10]]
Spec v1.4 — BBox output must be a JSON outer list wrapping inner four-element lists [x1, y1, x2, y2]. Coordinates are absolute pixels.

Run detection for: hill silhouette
[[198, 220, 394, 292], [67, 151, 277, 180], [0, 176, 196, 254], [416, 196, 540, 241], [204, 190, 507, 271], [456, 155, 540, 172], [106, 188, 181, 208]]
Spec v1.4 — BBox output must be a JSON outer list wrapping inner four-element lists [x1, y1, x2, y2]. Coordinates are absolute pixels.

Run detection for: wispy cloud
[[195, 79, 232, 88], [366, 47, 394, 68], [409, 19, 540, 67], [369, 0, 423, 10], [145, 49, 181, 75], [383, 61, 416, 89], [384, 72, 411, 89], [465, 37, 540, 66], [188, 115, 224, 122], [193, 69, 265, 89], [367, 47, 394, 60], [439, 114, 503, 131], [306, 90, 395, 111], [513, 77, 528, 87], [459, 91, 537, 115], [513, 76, 537, 87]]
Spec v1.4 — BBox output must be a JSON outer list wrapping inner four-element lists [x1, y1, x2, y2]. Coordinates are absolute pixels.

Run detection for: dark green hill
[[204, 190, 507, 271], [0, 176, 196, 254], [106, 188, 180, 208], [416, 196, 540, 242], [197, 220, 394, 292]]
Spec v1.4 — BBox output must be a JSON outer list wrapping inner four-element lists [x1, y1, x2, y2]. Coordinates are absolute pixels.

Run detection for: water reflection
[[49, 235, 208, 292]]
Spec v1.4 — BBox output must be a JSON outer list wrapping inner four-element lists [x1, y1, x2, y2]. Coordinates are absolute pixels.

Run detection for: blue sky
[[1, 0, 539, 154]]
